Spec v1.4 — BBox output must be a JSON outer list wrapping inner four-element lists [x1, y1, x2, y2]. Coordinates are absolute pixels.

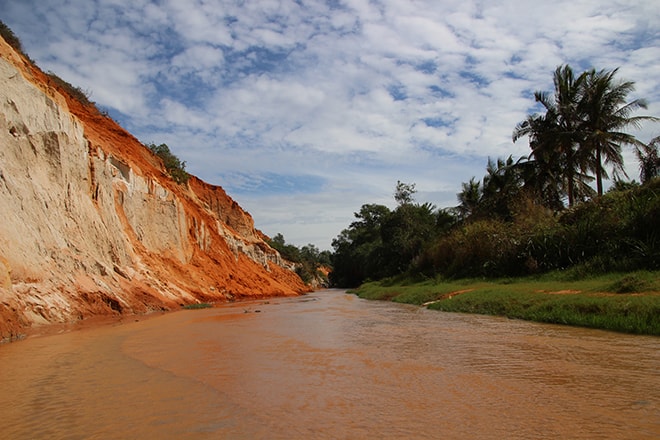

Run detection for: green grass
[[352, 271, 660, 335], [182, 302, 212, 310]]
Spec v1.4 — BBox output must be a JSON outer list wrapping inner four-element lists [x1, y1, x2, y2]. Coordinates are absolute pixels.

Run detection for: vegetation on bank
[[353, 271, 660, 335], [0, 19, 34, 63], [145, 142, 190, 185], [182, 302, 212, 309], [332, 65, 659, 333], [331, 65, 659, 288], [267, 233, 332, 285]]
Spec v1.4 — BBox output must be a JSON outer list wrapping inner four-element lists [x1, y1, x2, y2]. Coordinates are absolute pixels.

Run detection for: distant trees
[[330, 182, 455, 287], [267, 233, 331, 285]]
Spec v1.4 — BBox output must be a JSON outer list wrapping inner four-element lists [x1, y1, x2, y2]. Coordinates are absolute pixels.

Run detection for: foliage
[[423, 179, 660, 278], [513, 64, 657, 206], [146, 143, 190, 185], [46, 71, 94, 107], [330, 65, 657, 288], [268, 234, 331, 286], [332, 176, 659, 286], [0, 20, 31, 61], [635, 136, 660, 184], [269, 233, 301, 262], [394, 180, 416, 205], [330, 183, 456, 287]]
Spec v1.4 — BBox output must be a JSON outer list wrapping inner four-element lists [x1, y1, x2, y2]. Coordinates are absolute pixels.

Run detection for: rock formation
[[0, 35, 308, 341]]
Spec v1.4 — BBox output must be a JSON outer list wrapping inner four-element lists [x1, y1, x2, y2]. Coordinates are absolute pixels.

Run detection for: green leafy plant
[[145, 143, 190, 185]]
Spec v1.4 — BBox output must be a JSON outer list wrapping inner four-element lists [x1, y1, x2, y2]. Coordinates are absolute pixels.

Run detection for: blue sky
[[2, 0, 659, 249]]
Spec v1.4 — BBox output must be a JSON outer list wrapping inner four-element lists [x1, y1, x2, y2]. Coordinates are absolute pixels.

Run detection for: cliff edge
[[0, 36, 308, 341]]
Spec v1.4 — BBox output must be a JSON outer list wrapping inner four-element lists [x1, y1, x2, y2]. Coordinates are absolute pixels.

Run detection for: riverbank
[[351, 270, 660, 335]]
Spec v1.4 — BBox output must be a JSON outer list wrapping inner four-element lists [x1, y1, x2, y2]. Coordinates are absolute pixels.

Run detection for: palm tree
[[456, 177, 482, 220], [635, 136, 660, 183], [514, 109, 565, 209], [480, 155, 524, 219], [580, 68, 658, 196], [514, 65, 589, 207]]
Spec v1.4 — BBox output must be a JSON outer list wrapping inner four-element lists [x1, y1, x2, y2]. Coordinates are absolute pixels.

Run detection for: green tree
[[581, 68, 658, 196], [635, 136, 660, 184], [514, 65, 590, 207], [456, 177, 482, 220], [394, 181, 416, 206], [330, 182, 454, 286], [480, 155, 524, 220], [380, 201, 437, 274], [268, 233, 301, 262], [330, 204, 391, 286], [268, 234, 331, 286]]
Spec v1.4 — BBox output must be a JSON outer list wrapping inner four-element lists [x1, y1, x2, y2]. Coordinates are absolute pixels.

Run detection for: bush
[[0, 20, 22, 52], [422, 219, 523, 278], [46, 71, 93, 107], [0, 20, 34, 63], [146, 143, 189, 185], [416, 180, 660, 280], [609, 275, 649, 294]]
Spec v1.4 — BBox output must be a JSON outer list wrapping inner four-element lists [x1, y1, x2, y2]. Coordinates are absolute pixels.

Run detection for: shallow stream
[[0, 290, 658, 439]]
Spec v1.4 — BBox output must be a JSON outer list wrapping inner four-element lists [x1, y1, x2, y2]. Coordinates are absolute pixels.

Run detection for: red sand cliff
[[0, 36, 308, 341]]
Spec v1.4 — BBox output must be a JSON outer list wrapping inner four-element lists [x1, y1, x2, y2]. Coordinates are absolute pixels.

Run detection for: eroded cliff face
[[0, 38, 307, 341]]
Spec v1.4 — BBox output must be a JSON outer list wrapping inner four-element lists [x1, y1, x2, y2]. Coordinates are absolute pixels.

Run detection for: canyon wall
[[0, 37, 307, 341]]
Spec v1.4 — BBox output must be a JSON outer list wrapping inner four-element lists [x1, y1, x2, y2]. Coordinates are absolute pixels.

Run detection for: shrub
[[423, 219, 525, 278], [609, 275, 649, 294], [0, 20, 23, 52], [182, 303, 212, 309], [146, 143, 189, 185], [0, 20, 34, 63], [46, 71, 93, 107]]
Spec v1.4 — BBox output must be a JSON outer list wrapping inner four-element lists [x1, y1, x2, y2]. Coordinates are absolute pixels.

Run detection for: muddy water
[[0, 290, 658, 439]]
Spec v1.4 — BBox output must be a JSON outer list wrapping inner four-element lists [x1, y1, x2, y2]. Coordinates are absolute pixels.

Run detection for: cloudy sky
[[2, 0, 659, 249]]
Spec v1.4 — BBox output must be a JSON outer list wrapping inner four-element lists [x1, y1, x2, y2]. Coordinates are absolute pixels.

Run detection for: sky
[[2, 0, 659, 250]]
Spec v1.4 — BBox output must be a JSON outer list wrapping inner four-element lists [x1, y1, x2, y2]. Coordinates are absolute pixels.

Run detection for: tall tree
[[580, 68, 658, 196], [514, 65, 589, 207], [394, 181, 416, 206]]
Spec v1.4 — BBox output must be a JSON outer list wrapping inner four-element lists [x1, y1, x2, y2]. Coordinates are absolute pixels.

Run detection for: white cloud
[[3, 0, 659, 249]]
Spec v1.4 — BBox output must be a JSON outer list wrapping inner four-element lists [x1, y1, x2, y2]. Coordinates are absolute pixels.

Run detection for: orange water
[[1, 290, 658, 439]]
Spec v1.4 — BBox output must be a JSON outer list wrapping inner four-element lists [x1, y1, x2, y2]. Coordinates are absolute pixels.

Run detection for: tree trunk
[[595, 145, 603, 196]]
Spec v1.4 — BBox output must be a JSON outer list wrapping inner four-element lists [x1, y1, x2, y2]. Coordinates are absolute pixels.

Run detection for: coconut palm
[[514, 108, 565, 209], [456, 177, 482, 220], [480, 155, 524, 219], [635, 135, 660, 184], [514, 65, 589, 207], [580, 68, 658, 196]]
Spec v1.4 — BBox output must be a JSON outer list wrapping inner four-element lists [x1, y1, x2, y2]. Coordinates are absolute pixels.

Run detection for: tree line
[[330, 65, 659, 287], [267, 234, 332, 286]]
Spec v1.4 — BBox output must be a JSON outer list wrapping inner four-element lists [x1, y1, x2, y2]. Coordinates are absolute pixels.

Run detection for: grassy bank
[[351, 271, 660, 335]]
